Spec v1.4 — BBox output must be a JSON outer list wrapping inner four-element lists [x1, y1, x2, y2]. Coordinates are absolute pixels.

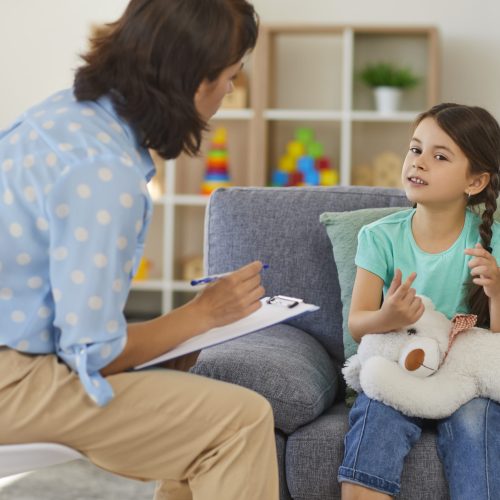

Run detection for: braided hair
[[414, 103, 500, 327]]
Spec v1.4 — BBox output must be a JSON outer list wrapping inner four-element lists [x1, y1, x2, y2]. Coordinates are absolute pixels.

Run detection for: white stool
[[0, 442, 84, 478]]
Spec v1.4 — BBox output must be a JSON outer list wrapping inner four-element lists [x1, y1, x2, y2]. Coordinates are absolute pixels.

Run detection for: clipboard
[[134, 296, 319, 370]]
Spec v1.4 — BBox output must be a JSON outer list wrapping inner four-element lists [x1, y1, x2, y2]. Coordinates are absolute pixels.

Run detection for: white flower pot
[[373, 86, 402, 114]]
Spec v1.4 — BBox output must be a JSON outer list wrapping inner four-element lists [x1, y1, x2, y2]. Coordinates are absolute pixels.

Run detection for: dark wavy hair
[[74, 0, 258, 159], [414, 103, 500, 327]]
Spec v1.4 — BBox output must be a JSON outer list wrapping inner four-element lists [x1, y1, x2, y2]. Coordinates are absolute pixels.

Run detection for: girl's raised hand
[[380, 269, 425, 329], [465, 243, 500, 299]]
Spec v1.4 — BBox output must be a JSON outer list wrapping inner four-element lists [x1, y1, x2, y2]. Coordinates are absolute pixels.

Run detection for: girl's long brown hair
[[74, 0, 258, 159], [414, 103, 500, 327]]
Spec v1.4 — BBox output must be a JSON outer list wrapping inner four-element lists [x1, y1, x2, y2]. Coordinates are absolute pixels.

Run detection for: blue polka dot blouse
[[0, 88, 155, 405]]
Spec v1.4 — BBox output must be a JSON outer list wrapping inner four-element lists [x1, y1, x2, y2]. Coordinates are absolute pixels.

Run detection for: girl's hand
[[380, 269, 425, 329], [190, 261, 265, 331], [465, 243, 500, 299]]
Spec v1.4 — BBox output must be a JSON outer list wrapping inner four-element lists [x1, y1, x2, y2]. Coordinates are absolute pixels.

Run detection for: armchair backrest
[[204, 186, 409, 365]]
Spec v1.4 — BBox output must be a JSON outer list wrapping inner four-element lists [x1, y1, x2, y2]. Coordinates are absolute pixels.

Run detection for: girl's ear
[[468, 172, 491, 196]]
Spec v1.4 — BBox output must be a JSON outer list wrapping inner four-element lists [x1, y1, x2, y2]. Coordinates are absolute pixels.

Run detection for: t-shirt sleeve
[[45, 160, 150, 405], [355, 224, 392, 287]]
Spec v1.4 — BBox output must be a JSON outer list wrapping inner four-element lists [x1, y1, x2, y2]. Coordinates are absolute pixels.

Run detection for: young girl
[[0, 1, 279, 499], [338, 103, 500, 499]]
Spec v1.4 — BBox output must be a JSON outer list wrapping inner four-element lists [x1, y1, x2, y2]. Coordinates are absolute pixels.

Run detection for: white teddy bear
[[342, 296, 500, 418]]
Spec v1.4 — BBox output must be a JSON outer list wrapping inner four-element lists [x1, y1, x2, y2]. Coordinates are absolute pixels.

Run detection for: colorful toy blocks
[[201, 127, 232, 195]]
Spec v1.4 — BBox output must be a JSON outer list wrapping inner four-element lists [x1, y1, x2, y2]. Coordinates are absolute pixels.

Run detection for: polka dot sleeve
[[45, 159, 151, 405]]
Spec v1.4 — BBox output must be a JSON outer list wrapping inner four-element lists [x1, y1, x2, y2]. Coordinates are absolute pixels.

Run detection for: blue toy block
[[298, 155, 315, 174]]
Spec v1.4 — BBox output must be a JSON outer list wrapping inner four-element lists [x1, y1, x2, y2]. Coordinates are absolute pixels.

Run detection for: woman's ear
[[468, 172, 491, 196]]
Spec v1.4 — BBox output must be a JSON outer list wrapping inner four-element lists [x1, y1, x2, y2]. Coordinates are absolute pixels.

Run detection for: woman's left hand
[[465, 243, 500, 299]]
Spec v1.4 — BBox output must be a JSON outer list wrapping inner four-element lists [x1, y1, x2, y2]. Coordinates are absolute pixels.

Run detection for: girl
[[0, 1, 279, 499], [339, 103, 500, 499]]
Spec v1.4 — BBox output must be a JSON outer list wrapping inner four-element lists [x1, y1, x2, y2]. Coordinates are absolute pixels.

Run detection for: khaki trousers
[[0, 348, 279, 500]]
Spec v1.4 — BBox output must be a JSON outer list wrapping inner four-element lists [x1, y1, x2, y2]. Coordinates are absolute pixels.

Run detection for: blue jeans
[[338, 393, 500, 498]]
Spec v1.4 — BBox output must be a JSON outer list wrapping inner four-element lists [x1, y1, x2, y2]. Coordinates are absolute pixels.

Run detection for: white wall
[[1, 0, 500, 128]]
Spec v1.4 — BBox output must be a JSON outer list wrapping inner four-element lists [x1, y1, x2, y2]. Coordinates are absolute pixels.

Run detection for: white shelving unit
[[126, 24, 439, 317]]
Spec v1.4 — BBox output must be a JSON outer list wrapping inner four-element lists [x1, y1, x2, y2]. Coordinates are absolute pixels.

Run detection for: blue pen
[[190, 264, 269, 286]]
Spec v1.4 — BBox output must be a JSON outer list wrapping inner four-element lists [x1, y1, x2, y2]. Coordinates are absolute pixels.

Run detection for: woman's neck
[[412, 203, 468, 253]]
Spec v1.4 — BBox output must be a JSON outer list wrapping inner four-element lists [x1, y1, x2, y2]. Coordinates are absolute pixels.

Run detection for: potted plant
[[359, 62, 420, 113]]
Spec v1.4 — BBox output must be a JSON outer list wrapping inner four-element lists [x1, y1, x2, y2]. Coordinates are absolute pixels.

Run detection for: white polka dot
[[56, 107, 69, 114], [2, 159, 13, 172], [53, 289, 62, 302], [55, 204, 70, 218], [66, 313, 79, 326], [76, 184, 91, 198], [94, 253, 108, 268], [117, 237, 128, 250], [71, 270, 85, 284], [97, 132, 111, 144], [106, 320, 119, 333], [98, 168, 113, 182], [24, 186, 36, 202], [38, 306, 50, 318], [96, 210, 111, 225], [36, 217, 49, 231], [74, 227, 88, 242], [46, 153, 57, 167], [87, 148, 97, 158], [0, 288, 13, 300], [42, 120, 55, 130], [11, 310, 26, 323], [112, 279, 123, 292], [110, 122, 123, 133], [120, 154, 133, 167], [53, 246, 68, 261], [92, 379, 100, 388], [29, 130, 38, 141], [16, 253, 31, 265], [135, 220, 143, 234], [59, 143, 74, 152], [17, 340, 30, 350], [40, 330, 50, 342], [119, 193, 134, 208], [44, 184, 53, 195], [88, 296, 103, 310], [3, 190, 14, 205], [9, 223, 23, 238], [79, 337, 93, 344], [9, 133, 20, 144], [124, 260, 134, 274], [68, 122, 81, 132], [27, 276, 43, 289], [100, 344, 113, 358], [23, 155, 35, 168], [81, 108, 95, 116], [34, 110, 46, 118]]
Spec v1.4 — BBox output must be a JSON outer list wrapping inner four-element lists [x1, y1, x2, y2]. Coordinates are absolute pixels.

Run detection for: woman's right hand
[[189, 260, 266, 332], [380, 269, 425, 329]]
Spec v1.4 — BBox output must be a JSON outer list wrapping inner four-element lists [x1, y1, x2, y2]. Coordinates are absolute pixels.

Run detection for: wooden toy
[[351, 163, 373, 186], [373, 151, 402, 187], [201, 127, 231, 195]]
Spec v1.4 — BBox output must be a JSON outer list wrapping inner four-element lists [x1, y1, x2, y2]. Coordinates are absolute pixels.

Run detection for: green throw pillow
[[320, 207, 406, 359]]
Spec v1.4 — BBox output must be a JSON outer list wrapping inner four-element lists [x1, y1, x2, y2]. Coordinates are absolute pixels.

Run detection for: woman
[[0, 1, 279, 498]]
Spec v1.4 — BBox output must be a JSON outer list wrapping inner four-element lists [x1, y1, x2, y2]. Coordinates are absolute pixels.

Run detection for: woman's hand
[[190, 260, 265, 331], [465, 243, 500, 299], [379, 269, 424, 329]]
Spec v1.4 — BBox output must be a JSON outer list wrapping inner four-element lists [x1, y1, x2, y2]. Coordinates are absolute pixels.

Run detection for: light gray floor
[[0, 460, 156, 500]]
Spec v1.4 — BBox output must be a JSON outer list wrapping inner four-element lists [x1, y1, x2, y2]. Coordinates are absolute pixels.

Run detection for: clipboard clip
[[266, 295, 303, 309]]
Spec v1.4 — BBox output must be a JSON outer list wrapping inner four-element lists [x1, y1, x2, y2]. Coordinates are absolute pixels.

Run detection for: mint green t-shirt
[[355, 208, 500, 319]]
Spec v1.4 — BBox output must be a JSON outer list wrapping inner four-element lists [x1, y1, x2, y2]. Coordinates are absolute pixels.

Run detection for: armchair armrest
[[191, 323, 339, 434]]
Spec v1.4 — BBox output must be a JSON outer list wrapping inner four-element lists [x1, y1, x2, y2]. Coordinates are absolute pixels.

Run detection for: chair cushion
[[191, 323, 339, 434], [320, 207, 405, 359]]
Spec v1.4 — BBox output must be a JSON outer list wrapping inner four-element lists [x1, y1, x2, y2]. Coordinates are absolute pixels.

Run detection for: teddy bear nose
[[404, 349, 425, 371]]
